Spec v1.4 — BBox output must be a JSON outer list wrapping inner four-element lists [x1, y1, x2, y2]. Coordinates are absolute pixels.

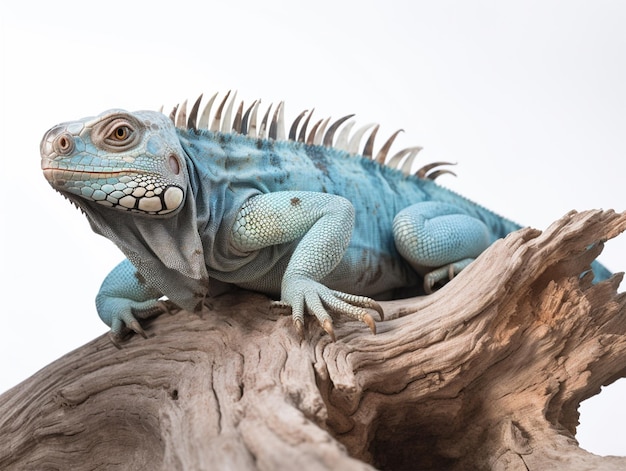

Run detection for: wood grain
[[2, 210, 625, 470]]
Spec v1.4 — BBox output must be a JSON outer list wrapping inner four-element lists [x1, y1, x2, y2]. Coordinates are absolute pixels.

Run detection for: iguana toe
[[424, 258, 475, 294], [330, 291, 385, 321], [282, 279, 382, 339], [156, 299, 180, 316]]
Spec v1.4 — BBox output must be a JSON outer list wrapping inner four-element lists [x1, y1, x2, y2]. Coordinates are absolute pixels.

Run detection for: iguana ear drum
[[168, 154, 181, 175]]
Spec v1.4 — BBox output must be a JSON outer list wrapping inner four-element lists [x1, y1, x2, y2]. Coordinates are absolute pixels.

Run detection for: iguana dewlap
[[40, 92, 610, 343]]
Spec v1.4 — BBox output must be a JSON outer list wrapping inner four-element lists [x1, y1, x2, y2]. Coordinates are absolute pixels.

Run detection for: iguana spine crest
[[165, 91, 456, 181]]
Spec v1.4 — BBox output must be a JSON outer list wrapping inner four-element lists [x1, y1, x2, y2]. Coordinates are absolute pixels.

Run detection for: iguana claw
[[362, 313, 376, 335], [294, 318, 305, 340], [129, 320, 148, 339], [108, 332, 124, 350], [108, 320, 146, 349], [322, 319, 336, 342], [367, 300, 385, 322]]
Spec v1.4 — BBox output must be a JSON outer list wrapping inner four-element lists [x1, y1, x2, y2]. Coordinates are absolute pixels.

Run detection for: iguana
[[40, 91, 611, 344]]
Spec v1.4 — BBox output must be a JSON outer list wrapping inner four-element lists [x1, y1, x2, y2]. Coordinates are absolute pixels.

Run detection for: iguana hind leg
[[393, 202, 491, 293]]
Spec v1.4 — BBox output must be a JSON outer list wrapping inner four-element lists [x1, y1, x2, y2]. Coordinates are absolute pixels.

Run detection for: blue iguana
[[40, 91, 610, 344]]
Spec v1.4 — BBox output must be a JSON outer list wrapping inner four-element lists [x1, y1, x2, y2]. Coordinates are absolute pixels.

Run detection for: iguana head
[[40, 109, 209, 312], [41, 110, 187, 216]]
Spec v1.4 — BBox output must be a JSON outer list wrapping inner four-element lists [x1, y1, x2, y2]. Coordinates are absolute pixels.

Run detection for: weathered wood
[[1, 210, 626, 470]]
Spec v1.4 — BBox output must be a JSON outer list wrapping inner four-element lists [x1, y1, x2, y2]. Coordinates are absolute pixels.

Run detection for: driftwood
[[2, 210, 626, 470]]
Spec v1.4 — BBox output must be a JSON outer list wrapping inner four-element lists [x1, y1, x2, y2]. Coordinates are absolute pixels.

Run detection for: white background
[[1, 0, 625, 457]]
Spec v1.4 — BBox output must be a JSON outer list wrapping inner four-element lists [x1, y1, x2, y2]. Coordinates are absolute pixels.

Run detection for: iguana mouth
[[42, 167, 139, 183], [42, 165, 185, 215]]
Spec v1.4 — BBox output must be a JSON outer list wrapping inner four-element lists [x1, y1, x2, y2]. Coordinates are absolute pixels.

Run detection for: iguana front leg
[[231, 191, 383, 340], [95, 259, 171, 347]]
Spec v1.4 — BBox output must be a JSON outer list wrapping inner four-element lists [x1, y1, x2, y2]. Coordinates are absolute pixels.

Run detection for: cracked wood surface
[[1, 210, 626, 470]]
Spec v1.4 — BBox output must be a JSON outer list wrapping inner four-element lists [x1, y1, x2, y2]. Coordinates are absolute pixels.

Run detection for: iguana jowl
[[40, 92, 610, 344]]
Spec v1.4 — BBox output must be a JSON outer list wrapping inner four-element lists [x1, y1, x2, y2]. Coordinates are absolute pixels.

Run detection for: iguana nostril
[[53, 133, 75, 155]]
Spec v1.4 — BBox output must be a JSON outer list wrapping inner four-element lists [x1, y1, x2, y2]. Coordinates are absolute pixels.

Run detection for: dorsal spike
[[269, 107, 278, 139], [347, 123, 376, 155], [386, 146, 420, 172], [313, 117, 331, 145], [240, 100, 255, 135], [221, 90, 237, 133], [298, 109, 315, 142], [399, 147, 423, 174], [168, 92, 433, 175], [176, 100, 188, 129], [187, 94, 203, 131], [211, 90, 231, 132], [198, 92, 218, 130], [334, 120, 355, 151], [362, 124, 380, 159], [158, 105, 164, 114], [241, 100, 259, 137], [306, 119, 324, 145], [249, 100, 262, 137], [277, 102, 286, 140], [169, 104, 179, 124], [288, 110, 308, 141], [416, 162, 457, 179], [387, 148, 411, 169], [269, 101, 285, 140], [375, 129, 403, 164], [232, 101, 244, 133], [323, 114, 355, 147], [426, 169, 458, 180], [258, 103, 273, 139]]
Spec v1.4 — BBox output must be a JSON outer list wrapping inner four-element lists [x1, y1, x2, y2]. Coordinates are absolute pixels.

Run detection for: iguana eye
[[111, 125, 132, 141], [102, 123, 135, 148], [92, 113, 144, 152]]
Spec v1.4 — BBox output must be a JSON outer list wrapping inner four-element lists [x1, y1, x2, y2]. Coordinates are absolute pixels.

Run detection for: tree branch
[[2, 210, 625, 470]]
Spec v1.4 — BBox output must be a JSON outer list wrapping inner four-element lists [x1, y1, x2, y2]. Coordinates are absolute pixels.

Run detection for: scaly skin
[[40, 95, 610, 343]]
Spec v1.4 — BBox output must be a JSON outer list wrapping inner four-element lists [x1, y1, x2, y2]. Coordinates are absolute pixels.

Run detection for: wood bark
[[2, 210, 626, 470]]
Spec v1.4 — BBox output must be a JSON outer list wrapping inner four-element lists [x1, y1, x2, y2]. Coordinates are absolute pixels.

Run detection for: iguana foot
[[424, 258, 474, 294], [100, 298, 173, 349], [281, 278, 384, 340], [94, 259, 177, 347], [109, 320, 147, 349]]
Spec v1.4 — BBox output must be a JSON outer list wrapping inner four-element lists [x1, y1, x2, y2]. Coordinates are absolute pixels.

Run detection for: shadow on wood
[[2, 210, 626, 470]]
